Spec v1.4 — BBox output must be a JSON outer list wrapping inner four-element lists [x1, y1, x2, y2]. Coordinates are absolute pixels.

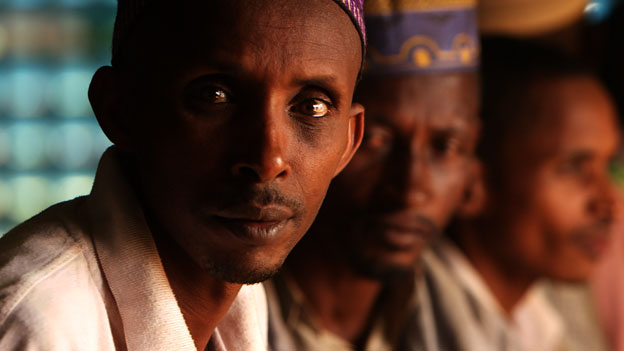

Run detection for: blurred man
[[265, 1, 481, 350], [426, 37, 618, 351], [591, 5, 624, 350], [0, 0, 366, 350]]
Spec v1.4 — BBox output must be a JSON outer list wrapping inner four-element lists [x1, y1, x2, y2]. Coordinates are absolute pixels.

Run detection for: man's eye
[[199, 87, 229, 104], [560, 154, 592, 174], [293, 99, 329, 118], [432, 136, 461, 157]]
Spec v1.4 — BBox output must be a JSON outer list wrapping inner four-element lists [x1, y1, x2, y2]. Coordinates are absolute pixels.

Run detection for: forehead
[[129, 0, 361, 83], [356, 73, 479, 130], [519, 77, 619, 157]]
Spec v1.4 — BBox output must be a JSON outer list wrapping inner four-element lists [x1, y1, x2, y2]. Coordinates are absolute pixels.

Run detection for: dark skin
[[286, 73, 480, 345], [88, 0, 364, 349], [457, 75, 620, 313]]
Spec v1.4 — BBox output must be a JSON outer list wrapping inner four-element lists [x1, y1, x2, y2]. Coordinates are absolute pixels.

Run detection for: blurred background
[[0, 0, 624, 236], [0, 0, 115, 234]]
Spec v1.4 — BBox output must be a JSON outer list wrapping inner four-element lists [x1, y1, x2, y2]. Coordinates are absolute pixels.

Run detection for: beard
[[200, 255, 284, 284], [339, 214, 438, 283], [346, 249, 416, 282]]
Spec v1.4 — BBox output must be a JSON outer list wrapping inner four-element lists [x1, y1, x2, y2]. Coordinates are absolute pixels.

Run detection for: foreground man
[[0, 0, 366, 350], [425, 38, 618, 351], [265, 0, 480, 350]]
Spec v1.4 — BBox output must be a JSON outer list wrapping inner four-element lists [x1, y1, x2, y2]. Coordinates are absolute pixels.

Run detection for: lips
[[366, 213, 438, 250], [208, 205, 295, 244], [573, 225, 612, 259]]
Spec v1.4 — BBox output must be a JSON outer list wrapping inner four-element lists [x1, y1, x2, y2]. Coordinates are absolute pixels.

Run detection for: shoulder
[[539, 281, 609, 351], [0, 199, 114, 349]]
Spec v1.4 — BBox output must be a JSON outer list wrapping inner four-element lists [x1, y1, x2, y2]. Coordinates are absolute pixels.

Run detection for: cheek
[[291, 126, 352, 211], [510, 176, 593, 276], [332, 150, 385, 205], [427, 162, 470, 226], [536, 176, 589, 237]]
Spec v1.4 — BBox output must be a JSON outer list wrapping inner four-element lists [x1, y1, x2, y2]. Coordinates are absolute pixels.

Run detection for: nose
[[387, 144, 432, 208], [588, 175, 617, 221], [404, 152, 433, 207], [231, 104, 291, 183]]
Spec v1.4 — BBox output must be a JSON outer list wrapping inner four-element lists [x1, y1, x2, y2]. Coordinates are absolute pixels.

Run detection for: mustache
[[353, 211, 440, 236], [200, 185, 304, 214]]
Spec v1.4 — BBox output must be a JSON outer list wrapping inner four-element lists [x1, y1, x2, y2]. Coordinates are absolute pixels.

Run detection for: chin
[[348, 248, 420, 282], [547, 263, 595, 283], [184, 238, 293, 284], [200, 255, 285, 284]]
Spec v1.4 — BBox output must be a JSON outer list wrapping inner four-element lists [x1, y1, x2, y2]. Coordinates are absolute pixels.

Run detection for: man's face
[[107, 0, 363, 284], [490, 76, 620, 281], [315, 73, 479, 278]]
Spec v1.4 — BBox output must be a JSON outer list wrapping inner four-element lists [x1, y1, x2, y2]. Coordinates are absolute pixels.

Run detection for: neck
[[120, 152, 242, 350], [155, 232, 242, 351], [287, 242, 383, 346], [457, 223, 535, 314]]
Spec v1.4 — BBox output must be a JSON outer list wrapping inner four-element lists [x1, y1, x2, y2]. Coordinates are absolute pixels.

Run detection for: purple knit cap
[[364, 0, 479, 75], [111, 0, 366, 67]]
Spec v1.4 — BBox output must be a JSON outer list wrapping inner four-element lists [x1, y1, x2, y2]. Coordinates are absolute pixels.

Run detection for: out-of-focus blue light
[[0, 69, 8, 116], [59, 0, 96, 7], [6, 68, 48, 118], [0, 179, 12, 221], [46, 122, 94, 169], [1, 0, 116, 229], [7, 0, 49, 10], [46, 67, 94, 118], [52, 174, 94, 203], [585, 0, 617, 24], [9, 175, 49, 222], [92, 124, 112, 158], [7, 123, 48, 170], [0, 128, 10, 168]]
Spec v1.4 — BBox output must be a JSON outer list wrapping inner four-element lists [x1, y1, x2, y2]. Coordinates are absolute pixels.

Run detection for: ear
[[333, 102, 365, 177], [88, 66, 135, 152], [457, 159, 488, 219]]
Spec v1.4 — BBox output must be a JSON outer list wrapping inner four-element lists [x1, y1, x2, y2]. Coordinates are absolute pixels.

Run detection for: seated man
[[264, 0, 481, 350], [0, 0, 366, 350], [425, 37, 618, 351]]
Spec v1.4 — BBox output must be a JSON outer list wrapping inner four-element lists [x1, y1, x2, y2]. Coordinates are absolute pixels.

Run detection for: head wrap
[[111, 0, 366, 67], [364, 0, 479, 75]]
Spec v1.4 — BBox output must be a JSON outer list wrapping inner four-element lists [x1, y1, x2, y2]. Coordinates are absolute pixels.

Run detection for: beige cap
[[479, 0, 588, 36]]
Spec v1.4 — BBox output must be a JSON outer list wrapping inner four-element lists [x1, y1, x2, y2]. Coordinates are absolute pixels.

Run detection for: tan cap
[[479, 0, 588, 36]]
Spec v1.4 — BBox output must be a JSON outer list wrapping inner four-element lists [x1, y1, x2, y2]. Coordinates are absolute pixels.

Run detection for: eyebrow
[[293, 76, 343, 106], [430, 120, 471, 137], [293, 75, 339, 87], [564, 150, 595, 161]]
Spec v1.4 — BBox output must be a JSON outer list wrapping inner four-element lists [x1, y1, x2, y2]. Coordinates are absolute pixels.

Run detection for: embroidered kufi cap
[[364, 0, 479, 75], [111, 0, 366, 67]]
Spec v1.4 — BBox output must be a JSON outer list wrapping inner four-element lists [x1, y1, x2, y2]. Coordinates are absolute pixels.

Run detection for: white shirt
[[0, 148, 268, 351], [426, 240, 564, 351]]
